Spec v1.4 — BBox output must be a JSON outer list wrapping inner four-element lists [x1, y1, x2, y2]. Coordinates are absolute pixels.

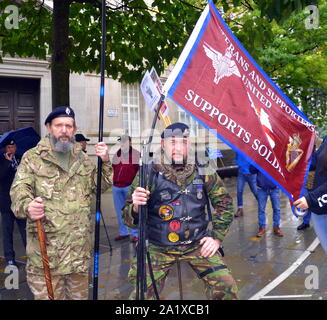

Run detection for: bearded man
[[10, 106, 112, 300], [122, 122, 238, 300]]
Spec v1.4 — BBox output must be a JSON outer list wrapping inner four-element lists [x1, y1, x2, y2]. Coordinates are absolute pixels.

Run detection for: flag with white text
[[163, 0, 316, 201]]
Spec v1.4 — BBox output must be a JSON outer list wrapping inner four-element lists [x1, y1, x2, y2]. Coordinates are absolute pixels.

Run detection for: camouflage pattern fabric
[[27, 272, 89, 300], [128, 243, 238, 300], [10, 136, 112, 276]]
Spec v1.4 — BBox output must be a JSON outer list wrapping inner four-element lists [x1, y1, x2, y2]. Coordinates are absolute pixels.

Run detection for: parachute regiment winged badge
[[203, 42, 241, 84]]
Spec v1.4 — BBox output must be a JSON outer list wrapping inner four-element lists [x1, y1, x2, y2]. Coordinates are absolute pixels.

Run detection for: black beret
[[75, 133, 90, 142], [161, 122, 190, 139], [2, 139, 16, 147], [45, 106, 75, 125]]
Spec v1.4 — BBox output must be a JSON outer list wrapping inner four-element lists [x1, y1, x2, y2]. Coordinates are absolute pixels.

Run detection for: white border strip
[[162, 5, 210, 95], [249, 237, 320, 300]]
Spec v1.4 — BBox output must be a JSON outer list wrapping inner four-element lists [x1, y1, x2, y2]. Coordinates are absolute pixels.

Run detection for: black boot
[[297, 222, 310, 230]]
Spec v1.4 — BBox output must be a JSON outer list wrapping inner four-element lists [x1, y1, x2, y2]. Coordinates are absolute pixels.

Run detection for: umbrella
[[0, 126, 40, 156]]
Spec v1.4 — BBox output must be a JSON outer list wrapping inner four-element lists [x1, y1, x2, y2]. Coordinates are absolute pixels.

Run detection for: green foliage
[[217, 0, 327, 127], [0, 0, 51, 62], [0, 0, 325, 126], [0, 0, 205, 83]]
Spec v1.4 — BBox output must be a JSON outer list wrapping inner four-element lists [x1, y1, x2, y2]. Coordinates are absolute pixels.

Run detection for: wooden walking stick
[[36, 219, 54, 300]]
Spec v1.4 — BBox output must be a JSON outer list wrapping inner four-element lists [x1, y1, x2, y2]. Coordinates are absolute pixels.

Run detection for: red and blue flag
[[163, 0, 316, 202]]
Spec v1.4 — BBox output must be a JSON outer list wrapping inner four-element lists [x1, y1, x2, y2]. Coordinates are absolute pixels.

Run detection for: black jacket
[[0, 153, 21, 212], [305, 137, 327, 214]]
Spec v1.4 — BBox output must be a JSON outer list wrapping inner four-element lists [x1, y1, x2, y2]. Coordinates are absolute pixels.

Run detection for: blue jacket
[[249, 165, 277, 190], [236, 153, 253, 175]]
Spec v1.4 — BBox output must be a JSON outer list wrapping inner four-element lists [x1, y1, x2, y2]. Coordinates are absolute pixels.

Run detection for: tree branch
[[178, 0, 202, 10], [241, 0, 254, 11]]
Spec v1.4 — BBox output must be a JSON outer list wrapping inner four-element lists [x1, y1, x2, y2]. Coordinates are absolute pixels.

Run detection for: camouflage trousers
[[27, 272, 89, 300], [128, 243, 238, 300]]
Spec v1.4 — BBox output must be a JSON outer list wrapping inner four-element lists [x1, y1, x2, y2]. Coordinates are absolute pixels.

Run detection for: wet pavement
[[1, 176, 326, 300]]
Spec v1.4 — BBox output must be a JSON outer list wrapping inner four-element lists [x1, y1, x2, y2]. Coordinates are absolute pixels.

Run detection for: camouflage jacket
[[122, 161, 234, 242], [10, 136, 112, 275]]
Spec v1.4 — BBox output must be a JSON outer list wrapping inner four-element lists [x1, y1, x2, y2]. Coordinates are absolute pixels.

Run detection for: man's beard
[[50, 134, 75, 153]]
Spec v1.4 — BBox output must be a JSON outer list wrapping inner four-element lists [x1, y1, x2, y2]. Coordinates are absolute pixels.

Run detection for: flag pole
[[136, 96, 164, 300], [93, 0, 106, 300]]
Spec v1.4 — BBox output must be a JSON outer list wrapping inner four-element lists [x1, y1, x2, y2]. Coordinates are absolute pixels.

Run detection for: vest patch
[[193, 178, 204, 185], [160, 190, 172, 201], [168, 232, 180, 243], [169, 219, 181, 231], [158, 205, 174, 221]]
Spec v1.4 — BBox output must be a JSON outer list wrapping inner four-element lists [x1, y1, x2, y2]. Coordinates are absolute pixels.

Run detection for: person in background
[[294, 136, 327, 253], [250, 166, 283, 238], [75, 133, 90, 153], [297, 136, 323, 231], [234, 152, 258, 217], [112, 135, 140, 243], [0, 139, 26, 267]]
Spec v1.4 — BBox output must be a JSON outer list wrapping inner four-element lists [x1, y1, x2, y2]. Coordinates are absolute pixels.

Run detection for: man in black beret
[[122, 122, 238, 300], [75, 133, 90, 153], [0, 139, 26, 267], [10, 106, 113, 300]]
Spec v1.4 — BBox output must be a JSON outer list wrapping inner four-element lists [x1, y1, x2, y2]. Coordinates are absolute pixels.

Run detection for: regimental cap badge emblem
[[66, 107, 71, 115], [286, 133, 304, 172]]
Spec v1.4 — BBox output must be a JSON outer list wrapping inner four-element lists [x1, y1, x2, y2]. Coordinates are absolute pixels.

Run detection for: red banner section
[[163, 1, 315, 201]]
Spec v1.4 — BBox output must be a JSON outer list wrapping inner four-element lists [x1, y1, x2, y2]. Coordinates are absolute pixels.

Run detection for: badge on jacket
[[159, 205, 174, 221]]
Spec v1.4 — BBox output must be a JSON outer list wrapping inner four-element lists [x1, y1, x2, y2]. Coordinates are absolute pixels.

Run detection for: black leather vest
[[147, 169, 209, 246]]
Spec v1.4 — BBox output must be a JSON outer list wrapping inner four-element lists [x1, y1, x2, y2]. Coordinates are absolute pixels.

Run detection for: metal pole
[[136, 96, 164, 300], [93, 0, 106, 300]]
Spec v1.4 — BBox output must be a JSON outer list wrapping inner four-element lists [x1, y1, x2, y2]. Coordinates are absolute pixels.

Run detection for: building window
[[122, 83, 140, 137], [178, 109, 199, 136]]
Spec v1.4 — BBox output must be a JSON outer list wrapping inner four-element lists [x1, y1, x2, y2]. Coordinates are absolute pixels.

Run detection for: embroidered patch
[[168, 232, 179, 243], [197, 185, 203, 200], [193, 178, 204, 185], [160, 190, 172, 201], [169, 220, 181, 231], [158, 205, 174, 221]]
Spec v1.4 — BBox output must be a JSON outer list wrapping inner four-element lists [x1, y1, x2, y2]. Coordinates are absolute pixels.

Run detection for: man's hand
[[95, 142, 109, 163], [200, 237, 221, 258], [132, 187, 150, 213], [293, 197, 309, 210], [5, 152, 14, 161], [27, 197, 45, 221]]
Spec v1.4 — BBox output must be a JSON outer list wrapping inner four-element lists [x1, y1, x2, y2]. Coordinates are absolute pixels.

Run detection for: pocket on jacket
[[34, 169, 59, 200]]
